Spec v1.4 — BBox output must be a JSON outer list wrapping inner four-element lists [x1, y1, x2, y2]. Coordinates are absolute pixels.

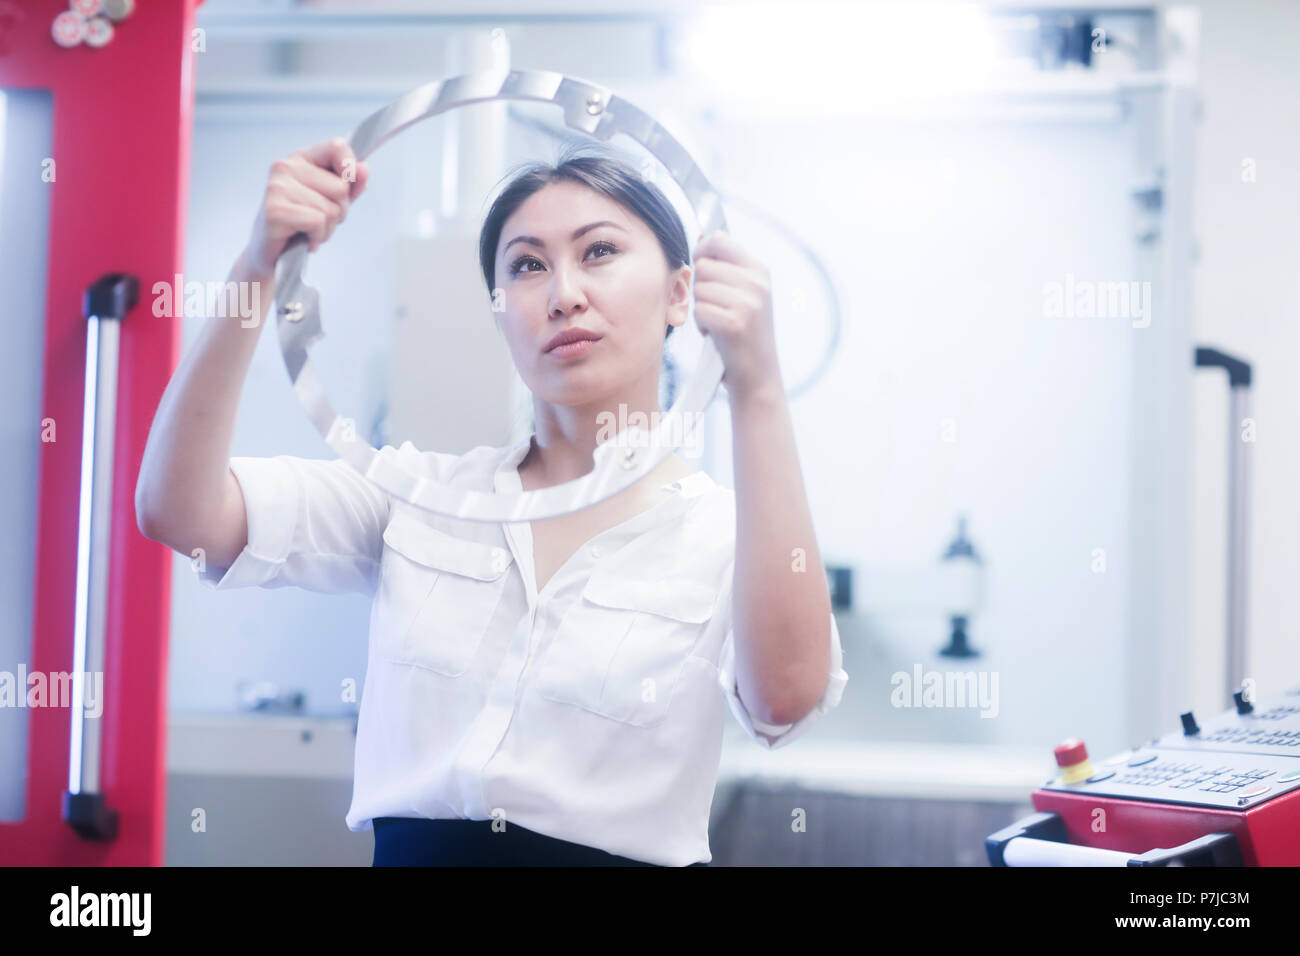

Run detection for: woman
[[136, 137, 848, 866]]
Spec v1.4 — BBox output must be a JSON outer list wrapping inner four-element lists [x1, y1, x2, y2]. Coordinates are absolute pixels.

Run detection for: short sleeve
[[717, 600, 849, 751], [194, 454, 390, 597]]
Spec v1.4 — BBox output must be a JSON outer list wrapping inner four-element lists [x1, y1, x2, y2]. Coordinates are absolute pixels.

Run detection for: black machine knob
[[1180, 711, 1200, 735], [1233, 690, 1254, 715]]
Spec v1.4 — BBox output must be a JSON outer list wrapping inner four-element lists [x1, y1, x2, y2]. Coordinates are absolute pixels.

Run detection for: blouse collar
[[493, 433, 713, 500]]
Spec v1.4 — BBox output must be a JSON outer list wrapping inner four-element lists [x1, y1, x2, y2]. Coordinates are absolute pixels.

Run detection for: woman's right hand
[[241, 137, 370, 276]]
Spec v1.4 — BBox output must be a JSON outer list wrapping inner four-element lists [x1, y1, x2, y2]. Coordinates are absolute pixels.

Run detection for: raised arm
[[135, 138, 369, 568]]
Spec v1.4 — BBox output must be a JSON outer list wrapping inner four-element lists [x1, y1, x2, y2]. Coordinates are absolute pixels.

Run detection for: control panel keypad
[[1045, 689, 1300, 808], [1103, 756, 1285, 797]]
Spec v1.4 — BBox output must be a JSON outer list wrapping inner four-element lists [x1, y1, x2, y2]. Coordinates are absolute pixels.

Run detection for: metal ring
[[273, 68, 727, 522]]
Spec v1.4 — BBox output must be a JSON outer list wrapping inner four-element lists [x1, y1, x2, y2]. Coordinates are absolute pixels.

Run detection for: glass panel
[[0, 88, 53, 822]]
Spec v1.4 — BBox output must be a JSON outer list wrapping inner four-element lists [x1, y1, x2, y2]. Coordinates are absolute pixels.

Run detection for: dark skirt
[[371, 816, 708, 867]]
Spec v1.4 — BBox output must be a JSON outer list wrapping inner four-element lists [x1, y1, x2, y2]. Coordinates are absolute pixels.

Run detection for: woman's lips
[[547, 338, 601, 358]]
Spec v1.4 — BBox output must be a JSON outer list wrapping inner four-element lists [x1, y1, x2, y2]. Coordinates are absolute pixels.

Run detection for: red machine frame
[[0, 0, 205, 865]]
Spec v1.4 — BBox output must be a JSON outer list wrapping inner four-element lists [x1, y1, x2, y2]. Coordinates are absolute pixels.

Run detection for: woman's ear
[[667, 262, 692, 331]]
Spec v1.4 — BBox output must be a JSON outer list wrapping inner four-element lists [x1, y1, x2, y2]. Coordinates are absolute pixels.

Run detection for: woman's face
[[492, 179, 691, 409]]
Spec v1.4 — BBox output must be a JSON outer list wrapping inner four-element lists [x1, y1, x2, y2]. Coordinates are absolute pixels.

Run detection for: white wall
[[1187, 0, 1300, 715], [702, 107, 1156, 757]]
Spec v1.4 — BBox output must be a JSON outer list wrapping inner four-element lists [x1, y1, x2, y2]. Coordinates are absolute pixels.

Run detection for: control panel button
[[1053, 738, 1093, 784]]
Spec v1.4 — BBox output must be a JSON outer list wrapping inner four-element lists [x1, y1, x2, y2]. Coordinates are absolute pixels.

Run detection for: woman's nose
[[547, 265, 586, 315]]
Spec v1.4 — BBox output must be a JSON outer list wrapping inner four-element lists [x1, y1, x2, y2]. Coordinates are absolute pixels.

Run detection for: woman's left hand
[[691, 230, 782, 400]]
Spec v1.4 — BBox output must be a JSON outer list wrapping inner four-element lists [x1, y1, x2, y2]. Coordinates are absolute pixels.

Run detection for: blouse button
[[590, 545, 602, 559]]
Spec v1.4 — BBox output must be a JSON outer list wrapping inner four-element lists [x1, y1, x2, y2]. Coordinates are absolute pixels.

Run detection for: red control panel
[[989, 686, 1300, 865]]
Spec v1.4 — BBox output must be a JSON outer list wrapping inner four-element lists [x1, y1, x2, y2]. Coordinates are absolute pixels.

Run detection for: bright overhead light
[[680, 0, 1003, 112]]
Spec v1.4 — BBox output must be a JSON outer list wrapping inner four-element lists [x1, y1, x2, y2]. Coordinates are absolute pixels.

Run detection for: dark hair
[[478, 144, 690, 341]]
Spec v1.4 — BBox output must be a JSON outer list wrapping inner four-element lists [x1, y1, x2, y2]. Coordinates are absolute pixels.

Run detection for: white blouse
[[196, 434, 849, 866]]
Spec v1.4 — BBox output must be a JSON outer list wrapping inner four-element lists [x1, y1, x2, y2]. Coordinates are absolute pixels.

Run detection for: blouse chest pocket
[[532, 566, 719, 727], [375, 516, 514, 676]]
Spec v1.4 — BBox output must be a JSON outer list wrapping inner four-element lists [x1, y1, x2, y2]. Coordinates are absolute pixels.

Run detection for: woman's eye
[[509, 242, 616, 277]]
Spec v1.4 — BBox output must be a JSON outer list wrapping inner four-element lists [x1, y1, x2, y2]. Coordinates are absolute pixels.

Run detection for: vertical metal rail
[[1194, 347, 1253, 704], [63, 273, 137, 840]]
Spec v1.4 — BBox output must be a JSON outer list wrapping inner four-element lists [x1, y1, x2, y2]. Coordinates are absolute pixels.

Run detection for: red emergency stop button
[[1053, 738, 1094, 783], [1054, 738, 1087, 766]]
